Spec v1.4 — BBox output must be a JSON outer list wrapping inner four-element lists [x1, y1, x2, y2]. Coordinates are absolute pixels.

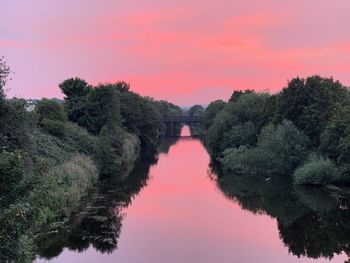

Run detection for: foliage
[[0, 150, 25, 207], [188, 104, 204, 117], [202, 100, 225, 130], [60, 78, 166, 153], [221, 120, 310, 176], [97, 126, 123, 176], [41, 119, 66, 137], [0, 56, 10, 103], [0, 154, 98, 262], [206, 92, 270, 158], [84, 84, 122, 135], [293, 155, 341, 185], [118, 90, 165, 153], [59, 77, 91, 126], [274, 75, 349, 145], [228, 90, 253, 102], [35, 99, 66, 122], [0, 99, 34, 150]]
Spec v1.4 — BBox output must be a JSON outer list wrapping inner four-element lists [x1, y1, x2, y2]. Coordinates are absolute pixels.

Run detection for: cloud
[[1, 0, 350, 104]]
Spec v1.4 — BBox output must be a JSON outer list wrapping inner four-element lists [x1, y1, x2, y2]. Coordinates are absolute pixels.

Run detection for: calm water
[[36, 126, 349, 263]]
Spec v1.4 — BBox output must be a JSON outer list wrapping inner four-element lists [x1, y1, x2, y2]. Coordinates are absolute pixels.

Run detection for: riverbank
[[0, 74, 182, 262]]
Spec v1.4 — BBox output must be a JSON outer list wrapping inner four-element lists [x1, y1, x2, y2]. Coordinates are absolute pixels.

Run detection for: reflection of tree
[[158, 137, 181, 154], [36, 138, 180, 261], [36, 159, 153, 260], [216, 169, 350, 261]]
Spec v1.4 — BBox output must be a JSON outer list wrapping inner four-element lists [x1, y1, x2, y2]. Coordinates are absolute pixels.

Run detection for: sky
[[1, 0, 350, 106]]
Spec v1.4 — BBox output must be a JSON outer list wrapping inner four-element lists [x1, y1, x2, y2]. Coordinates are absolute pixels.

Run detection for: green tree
[[98, 125, 123, 176], [188, 105, 204, 117], [206, 92, 270, 158], [118, 90, 164, 153], [293, 154, 341, 185], [35, 99, 66, 122], [275, 76, 349, 145], [228, 90, 253, 102], [59, 78, 91, 126], [85, 84, 122, 135], [221, 120, 310, 176], [202, 100, 225, 130], [0, 99, 33, 149]]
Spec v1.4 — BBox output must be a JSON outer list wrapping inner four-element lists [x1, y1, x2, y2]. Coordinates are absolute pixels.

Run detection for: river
[[36, 126, 349, 263]]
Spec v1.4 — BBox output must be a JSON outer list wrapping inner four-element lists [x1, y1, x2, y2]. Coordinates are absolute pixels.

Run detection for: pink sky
[[1, 0, 350, 105]]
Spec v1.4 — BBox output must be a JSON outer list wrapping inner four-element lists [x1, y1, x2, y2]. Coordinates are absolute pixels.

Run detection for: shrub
[[0, 150, 25, 206], [41, 119, 66, 137], [221, 120, 310, 176], [0, 99, 33, 150], [293, 155, 341, 185], [63, 122, 99, 157], [206, 92, 270, 158], [32, 154, 98, 222], [97, 126, 123, 176], [257, 120, 310, 173], [221, 146, 267, 176], [35, 99, 66, 122]]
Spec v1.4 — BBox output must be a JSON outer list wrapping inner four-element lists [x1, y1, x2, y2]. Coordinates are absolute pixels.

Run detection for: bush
[[257, 120, 310, 173], [97, 126, 123, 176], [35, 99, 66, 122], [206, 92, 270, 158], [202, 100, 225, 130], [41, 119, 66, 137], [293, 155, 341, 185], [63, 122, 99, 157], [31, 154, 98, 222], [221, 146, 266, 176], [221, 120, 310, 176], [0, 99, 33, 150], [0, 150, 25, 206]]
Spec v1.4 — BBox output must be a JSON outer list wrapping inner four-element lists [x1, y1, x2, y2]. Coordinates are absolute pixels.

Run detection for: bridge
[[163, 116, 202, 123], [163, 116, 202, 137]]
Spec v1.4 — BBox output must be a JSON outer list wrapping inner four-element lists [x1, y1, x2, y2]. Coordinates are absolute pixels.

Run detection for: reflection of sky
[[1, 0, 350, 105], [37, 126, 348, 263]]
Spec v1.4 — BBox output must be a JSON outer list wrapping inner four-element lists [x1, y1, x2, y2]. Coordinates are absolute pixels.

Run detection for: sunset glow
[[1, 0, 350, 104]]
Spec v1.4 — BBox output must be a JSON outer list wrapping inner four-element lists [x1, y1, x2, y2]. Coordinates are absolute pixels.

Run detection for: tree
[[229, 90, 253, 102], [35, 99, 66, 122], [275, 76, 349, 145], [59, 78, 91, 125], [221, 120, 310, 176], [202, 100, 225, 130], [206, 92, 270, 158], [118, 90, 165, 153], [0, 56, 10, 96], [188, 105, 204, 117], [85, 84, 122, 135], [0, 99, 32, 149]]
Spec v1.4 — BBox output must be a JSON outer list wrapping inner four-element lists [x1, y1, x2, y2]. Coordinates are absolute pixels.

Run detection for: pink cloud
[[1, 1, 350, 105]]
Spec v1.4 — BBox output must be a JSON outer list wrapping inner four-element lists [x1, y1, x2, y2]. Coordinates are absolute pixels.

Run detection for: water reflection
[[216, 169, 350, 262], [35, 159, 156, 260], [36, 126, 349, 263]]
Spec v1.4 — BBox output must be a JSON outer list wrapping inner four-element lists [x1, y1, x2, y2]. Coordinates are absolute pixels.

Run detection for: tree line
[[201, 75, 350, 186]]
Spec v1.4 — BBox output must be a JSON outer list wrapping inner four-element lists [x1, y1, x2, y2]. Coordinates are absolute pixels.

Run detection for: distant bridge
[[163, 116, 202, 123], [163, 116, 202, 137]]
